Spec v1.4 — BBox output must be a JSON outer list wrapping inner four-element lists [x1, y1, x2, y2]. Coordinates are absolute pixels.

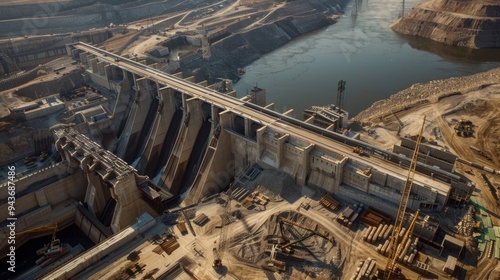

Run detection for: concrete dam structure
[[68, 41, 473, 216], [0, 41, 475, 272]]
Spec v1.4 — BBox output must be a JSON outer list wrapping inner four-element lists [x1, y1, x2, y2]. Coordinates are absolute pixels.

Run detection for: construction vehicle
[[353, 147, 368, 156], [382, 117, 426, 280], [454, 119, 474, 137], [16, 224, 64, 257]]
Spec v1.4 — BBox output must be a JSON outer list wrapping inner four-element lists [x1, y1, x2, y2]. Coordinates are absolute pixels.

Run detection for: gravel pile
[[353, 67, 500, 123]]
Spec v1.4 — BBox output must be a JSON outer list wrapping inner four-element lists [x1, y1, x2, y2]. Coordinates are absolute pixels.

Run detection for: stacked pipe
[[383, 225, 393, 240], [356, 258, 372, 280], [373, 224, 384, 243], [381, 238, 391, 256], [363, 226, 372, 242]]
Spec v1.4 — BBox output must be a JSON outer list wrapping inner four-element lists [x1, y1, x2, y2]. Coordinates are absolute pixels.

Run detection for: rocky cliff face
[[390, 0, 500, 49]]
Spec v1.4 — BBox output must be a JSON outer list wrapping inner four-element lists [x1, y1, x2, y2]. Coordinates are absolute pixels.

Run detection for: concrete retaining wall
[[0, 163, 67, 200], [0, 170, 86, 222], [41, 212, 156, 280]]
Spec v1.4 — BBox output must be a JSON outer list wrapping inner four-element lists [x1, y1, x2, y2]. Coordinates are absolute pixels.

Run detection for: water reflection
[[400, 34, 500, 64]]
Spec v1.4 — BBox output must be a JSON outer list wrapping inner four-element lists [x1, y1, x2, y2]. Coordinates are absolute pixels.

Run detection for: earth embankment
[[391, 0, 500, 49]]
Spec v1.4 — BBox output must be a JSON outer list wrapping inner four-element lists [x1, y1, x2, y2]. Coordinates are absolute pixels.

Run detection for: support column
[[256, 126, 267, 161], [90, 58, 98, 73], [277, 134, 289, 168], [211, 105, 219, 131], [98, 61, 106, 76], [79, 52, 88, 66], [298, 144, 314, 186], [244, 118, 252, 137]]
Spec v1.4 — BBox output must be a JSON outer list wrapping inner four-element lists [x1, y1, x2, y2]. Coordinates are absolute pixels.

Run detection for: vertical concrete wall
[[0, 171, 86, 222], [184, 111, 236, 204], [74, 210, 107, 244], [109, 175, 158, 232], [84, 171, 110, 218], [0, 163, 66, 200], [159, 97, 203, 194], [136, 87, 176, 175], [115, 76, 154, 162], [41, 213, 156, 280], [110, 69, 133, 134]]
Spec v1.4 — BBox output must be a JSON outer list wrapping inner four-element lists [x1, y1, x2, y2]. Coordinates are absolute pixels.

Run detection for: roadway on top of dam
[[72, 42, 458, 192]]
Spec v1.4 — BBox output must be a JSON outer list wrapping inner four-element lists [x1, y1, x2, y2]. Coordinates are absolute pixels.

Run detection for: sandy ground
[[79, 168, 442, 280]]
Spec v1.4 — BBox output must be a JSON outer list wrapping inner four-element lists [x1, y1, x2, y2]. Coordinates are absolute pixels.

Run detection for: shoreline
[[352, 67, 500, 123], [179, 0, 348, 83]]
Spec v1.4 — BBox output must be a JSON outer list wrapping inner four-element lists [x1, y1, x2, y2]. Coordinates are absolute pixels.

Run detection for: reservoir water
[[234, 0, 500, 118]]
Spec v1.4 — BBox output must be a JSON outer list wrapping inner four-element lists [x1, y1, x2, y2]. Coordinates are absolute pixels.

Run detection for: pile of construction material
[[240, 190, 270, 210], [377, 231, 420, 266], [153, 238, 180, 255], [176, 222, 188, 235], [193, 213, 209, 226], [360, 207, 391, 227], [350, 257, 377, 280], [336, 203, 363, 228], [363, 223, 393, 245], [229, 186, 251, 201], [319, 193, 341, 211]]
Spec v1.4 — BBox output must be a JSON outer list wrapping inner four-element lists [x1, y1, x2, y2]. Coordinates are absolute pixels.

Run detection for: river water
[[234, 0, 500, 118]]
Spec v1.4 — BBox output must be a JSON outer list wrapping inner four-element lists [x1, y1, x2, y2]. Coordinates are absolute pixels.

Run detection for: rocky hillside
[[390, 0, 500, 49]]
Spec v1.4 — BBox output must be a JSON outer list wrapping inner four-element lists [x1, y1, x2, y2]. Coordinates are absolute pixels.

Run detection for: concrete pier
[[157, 96, 204, 194], [115, 76, 155, 163], [136, 86, 177, 176]]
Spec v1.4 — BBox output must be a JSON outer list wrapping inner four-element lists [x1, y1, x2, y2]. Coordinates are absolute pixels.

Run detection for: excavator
[[16, 224, 65, 257]]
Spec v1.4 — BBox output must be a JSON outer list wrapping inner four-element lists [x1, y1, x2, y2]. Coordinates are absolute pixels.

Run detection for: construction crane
[[213, 195, 231, 269], [16, 224, 64, 257], [383, 116, 426, 279]]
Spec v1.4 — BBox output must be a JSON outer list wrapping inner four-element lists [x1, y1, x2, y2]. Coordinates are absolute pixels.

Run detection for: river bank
[[180, 0, 349, 83], [352, 67, 500, 123]]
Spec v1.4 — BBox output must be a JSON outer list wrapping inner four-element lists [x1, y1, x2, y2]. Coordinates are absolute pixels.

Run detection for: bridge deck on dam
[[69, 42, 458, 195]]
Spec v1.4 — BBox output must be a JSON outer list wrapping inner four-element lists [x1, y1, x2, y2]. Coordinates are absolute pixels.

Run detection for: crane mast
[[384, 116, 426, 279], [213, 195, 231, 269]]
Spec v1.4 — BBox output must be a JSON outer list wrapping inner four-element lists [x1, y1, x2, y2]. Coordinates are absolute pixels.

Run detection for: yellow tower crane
[[16, 224, 64, 257], [383, 116, 426, 279]]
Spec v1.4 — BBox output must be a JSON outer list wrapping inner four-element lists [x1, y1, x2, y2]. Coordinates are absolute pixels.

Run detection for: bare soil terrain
[[353, 68, 500, 279], [391, 0, 500, 48]]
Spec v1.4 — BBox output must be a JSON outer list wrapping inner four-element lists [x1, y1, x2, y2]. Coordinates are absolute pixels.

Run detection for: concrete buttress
[[157, 96, 203, 194], [115, 76, 154, 163], [136, 86, 176, 176]]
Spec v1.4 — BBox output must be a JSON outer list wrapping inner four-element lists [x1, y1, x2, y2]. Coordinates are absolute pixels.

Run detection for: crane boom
[[16, 224, 57, 236], [16, 224, 62, 256], [385, 116, 426, 279]]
